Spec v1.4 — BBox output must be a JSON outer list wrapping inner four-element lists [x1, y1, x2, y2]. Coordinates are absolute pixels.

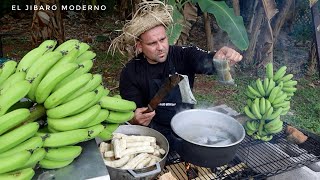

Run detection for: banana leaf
[[193, 0, 249, 51], [167, 0, 184, 45]]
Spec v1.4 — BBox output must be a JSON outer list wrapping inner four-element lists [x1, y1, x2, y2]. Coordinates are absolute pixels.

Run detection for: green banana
[[266, 63, 273, 79], [47, 125, 60, 133], [268, 107, 283, 120], [272, 92, 287, 105], [282, 87, 297, 93], [54, 39, 80, 54], [244, 124, 255, 136], [63, 74, 102, 103], [247, 85, 262, 97], [245, 90, 257, 99], [0, 168, 35, 180], [53, 60, 93, 92], [0, 150, 31, 174], [83, 109, 110, 128], [100, 96, 137, 112], [0, 60, 17, 85], [280, 105, 290, 115], [46, 91, 96, 119], [273, 66, 287, 81], [16, 40, 56, 72], [259, 97, 266, 115], [86, 124, 105, 140], [39, 158, 74, 169], [77, 42, 90, 57], [113, 94, 122, 99], [39, 129, 89, 147], [0, 71, 26, 91], [72, 85, 108, 115], [47, 105, 100, 131], [273, 100, 290, 109], [264, 116, 282, 130], [260, 135, 273, 142], [283, 80, 297, 87], [265, 119, 283, 134], [105, 111, 135, 123], [246, 99, 253, 107], [44, 73, 92, 109], [264, 106, 274, 121], [0, 136, 43, 158], [245, 120, 259, 132], [265, 99, 271, 113], [267, 86, 281, 103], [75, 50, 96, 64], [0, 108, 30, 135], [0, 122, 39, 153], [278, 74, 293, 82], [0, 80, 31, 116], [256, 78, 266, 96], [98, 123, 120, 141], [263, 77, 269, 92], [45, 146, 82, 161], [244, 105, 256, 119], [251, 100, 262, 119], [52, 48, 79, 67], [25, 51, 63, 101], [18, 148, 46, 169], [35, 63, 79, 103], [265, 78, 276, 96]]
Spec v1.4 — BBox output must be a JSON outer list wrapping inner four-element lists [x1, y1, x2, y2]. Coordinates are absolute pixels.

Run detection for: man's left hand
[[214, 46, 243, 66]]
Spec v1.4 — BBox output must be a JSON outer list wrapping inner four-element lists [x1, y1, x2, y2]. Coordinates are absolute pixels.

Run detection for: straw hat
[[109, 0, 173, 59]]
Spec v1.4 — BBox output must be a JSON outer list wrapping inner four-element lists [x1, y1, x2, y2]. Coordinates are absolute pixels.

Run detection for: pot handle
[[127, 162, 161, 178]]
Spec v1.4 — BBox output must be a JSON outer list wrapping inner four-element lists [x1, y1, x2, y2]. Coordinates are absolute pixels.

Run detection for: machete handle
[[142, 104, 154, 114]]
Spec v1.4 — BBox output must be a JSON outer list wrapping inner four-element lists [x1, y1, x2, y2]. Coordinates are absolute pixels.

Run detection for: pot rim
[[170, 109, 246, 148]]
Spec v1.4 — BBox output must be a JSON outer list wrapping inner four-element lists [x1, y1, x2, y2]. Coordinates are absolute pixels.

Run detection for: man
[[110, 1, 242, 145]]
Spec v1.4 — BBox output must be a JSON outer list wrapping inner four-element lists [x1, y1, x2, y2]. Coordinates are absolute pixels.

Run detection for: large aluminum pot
[[104, 125, 169, 180], [171, 109, 245, 168]]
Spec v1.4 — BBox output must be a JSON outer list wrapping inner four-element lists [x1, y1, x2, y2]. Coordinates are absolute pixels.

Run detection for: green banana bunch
[[273, 66, 287, 81], [244, 120, 259, 135]]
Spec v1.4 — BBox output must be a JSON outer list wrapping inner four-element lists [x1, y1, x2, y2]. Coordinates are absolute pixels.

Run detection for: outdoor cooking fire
[[185, 162, 198, 179]]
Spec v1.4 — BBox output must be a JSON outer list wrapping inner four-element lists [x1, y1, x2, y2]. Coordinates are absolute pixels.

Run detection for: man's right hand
[[129, 107, 156, 126]]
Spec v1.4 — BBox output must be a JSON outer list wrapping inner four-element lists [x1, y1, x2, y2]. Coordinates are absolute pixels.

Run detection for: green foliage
[[167, 0, 184, 45], [193, 0, 249, 50]]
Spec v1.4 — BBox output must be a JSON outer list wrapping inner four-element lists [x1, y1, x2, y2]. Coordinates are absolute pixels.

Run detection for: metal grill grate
[[158, 126, 320, 180]]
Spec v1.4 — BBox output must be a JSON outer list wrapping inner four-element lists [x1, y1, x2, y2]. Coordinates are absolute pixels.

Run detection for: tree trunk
[[203, 13, 214, 51], [232, 0, 240, 16], [31, 0, 64, 47], [243, 0, 264, 67], [272, 0, 294, 45]]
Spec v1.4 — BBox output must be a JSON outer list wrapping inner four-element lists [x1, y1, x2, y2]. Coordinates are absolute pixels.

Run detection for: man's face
[[136, 25, 169, 64]]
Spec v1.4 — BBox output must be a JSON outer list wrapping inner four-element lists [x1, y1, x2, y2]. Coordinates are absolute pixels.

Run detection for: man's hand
[[214, 46, 243, 66], [129, 107, 156, 126]]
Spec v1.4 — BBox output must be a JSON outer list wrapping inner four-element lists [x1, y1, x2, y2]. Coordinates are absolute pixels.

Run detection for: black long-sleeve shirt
[[119, 45, 216, 108]]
